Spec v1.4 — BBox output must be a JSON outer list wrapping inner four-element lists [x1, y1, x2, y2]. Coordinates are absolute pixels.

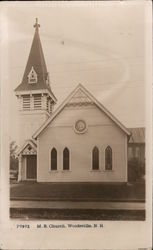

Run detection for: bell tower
[[15, 18, 57, 146]]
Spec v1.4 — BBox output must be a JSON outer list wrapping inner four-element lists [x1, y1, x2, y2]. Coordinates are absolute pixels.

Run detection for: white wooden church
[[15, 19, 131, 183]]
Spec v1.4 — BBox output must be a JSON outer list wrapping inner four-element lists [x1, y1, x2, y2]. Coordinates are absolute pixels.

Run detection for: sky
[[1, 1, 150, 143]]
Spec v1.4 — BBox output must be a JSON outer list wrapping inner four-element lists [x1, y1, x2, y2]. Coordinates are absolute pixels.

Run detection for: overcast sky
[[2, 1, 150, 143]]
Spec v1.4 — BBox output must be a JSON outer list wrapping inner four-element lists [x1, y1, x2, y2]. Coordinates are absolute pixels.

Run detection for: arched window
[[92, 147, 99, 170], [63, 148, 70, 170], [105, 146, 112, 170], [51, 148, 57, 170]]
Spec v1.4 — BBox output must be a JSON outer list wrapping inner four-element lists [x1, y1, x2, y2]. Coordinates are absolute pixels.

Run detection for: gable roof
[[33, 84, 131, 139], [14, 19, 56, 101], [128, 128, 145, 143], [16, 139, 37, 156]]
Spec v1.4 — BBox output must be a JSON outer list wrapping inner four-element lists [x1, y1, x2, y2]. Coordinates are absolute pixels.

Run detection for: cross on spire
[[34, 18, 40, 30]]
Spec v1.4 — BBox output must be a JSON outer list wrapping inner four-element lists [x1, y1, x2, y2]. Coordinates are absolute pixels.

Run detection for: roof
[[16, 139, 37, 156], [33, 84, 131, 139], [128, 128, 145, 143], [14, 19, 56, 101]]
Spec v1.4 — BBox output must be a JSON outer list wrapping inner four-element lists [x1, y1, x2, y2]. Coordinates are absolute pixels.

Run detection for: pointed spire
[[15, 19, 57, 102]]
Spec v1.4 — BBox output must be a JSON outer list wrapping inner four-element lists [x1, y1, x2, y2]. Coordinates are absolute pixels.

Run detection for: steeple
[[15, 18, 57, 103], [15, 19, 57, 146]]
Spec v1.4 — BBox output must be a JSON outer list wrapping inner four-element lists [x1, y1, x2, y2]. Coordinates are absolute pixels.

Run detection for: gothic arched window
[[92, 146, 99, 170], [63, 148, 70, 170], [51, 148, 57, 170], [105, 146, 112, 170]]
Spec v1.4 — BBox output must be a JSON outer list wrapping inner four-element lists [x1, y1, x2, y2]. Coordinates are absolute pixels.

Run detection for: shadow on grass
[[10, 182, 145, 201]]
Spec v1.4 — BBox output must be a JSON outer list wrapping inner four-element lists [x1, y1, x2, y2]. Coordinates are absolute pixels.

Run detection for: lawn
[[10, 181, 145, 201]]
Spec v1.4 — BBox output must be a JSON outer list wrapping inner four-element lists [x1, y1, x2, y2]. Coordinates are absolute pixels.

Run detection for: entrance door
[[26, 155, 37, 179]]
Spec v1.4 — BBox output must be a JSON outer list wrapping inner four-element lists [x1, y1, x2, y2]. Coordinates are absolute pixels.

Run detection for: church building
[[15, 19, 131, 183]]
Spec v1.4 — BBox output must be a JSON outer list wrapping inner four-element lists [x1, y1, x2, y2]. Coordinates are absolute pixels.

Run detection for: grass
[[10, 181, 145, 201]]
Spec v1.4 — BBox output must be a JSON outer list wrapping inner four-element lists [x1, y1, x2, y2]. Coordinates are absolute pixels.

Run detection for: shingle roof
[[128, 127, 145, 143], [15, 20, 56, 101]]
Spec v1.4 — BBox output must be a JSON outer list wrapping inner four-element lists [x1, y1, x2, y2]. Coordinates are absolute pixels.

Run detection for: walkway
[[10, 200, 145, 210]]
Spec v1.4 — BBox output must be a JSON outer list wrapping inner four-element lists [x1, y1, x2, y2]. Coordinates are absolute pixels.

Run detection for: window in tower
[[28, 66, 38, 84], [34, 94, 41, 109], [47, 98, 52, 113], [23, 95, 30, 110]]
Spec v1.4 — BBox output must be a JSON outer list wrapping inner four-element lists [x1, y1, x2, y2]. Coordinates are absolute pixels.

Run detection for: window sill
[[49, 170, 71, 173], [90, 170, 101, 172], [103, 170, 114, 172], [62, 170, 71, 173]]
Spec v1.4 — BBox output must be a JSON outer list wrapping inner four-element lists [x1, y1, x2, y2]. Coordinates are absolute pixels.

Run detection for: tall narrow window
[[63, 148, 69, 170], [51, 148, 57, 170], [92, 147, 99, 170], [105, 146, 112, 170], [23, 95, 30, 110], [34, 94, 41, 109]]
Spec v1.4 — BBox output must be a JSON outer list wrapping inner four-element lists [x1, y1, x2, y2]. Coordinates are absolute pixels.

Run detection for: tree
[[10, 141, 18, 171]]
